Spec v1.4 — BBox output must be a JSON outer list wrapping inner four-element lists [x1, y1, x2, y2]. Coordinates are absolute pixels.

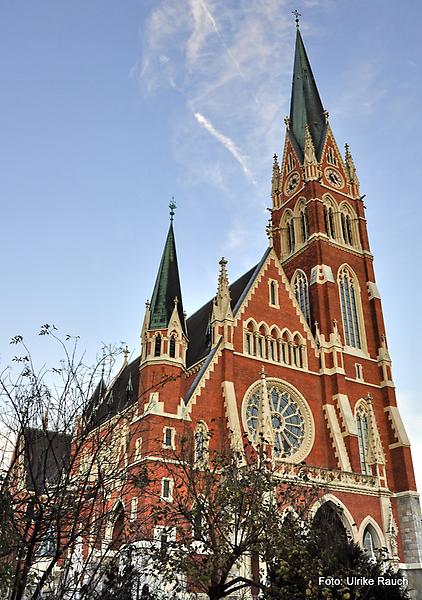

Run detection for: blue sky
[[0, 1, 421, 486]]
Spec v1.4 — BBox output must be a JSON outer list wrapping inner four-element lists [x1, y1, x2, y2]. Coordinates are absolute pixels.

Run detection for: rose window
[[243, 380, 313, 461]]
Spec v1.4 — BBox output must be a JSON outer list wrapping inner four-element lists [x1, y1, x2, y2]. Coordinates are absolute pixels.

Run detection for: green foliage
[[263, 509, 409, 600], [146, 446, 314, 600]]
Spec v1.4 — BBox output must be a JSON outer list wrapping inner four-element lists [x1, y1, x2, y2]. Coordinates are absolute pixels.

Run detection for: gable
[[232, 249, 317, 354], [319, 127, 349, 194]]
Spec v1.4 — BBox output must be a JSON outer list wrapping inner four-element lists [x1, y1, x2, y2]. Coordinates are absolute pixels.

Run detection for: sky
[[0, 1, 421, 486]]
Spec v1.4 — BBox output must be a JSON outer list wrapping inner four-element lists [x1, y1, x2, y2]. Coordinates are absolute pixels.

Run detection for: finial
[[174, 296, 179, 306], [344, 143, 359, 190], [145, 299, 150, 309], [169, 197, 176, 223], [284, 116, 291, 130], [366, 392, 373, 404], [292, 9, 301, 28], [260, 365, 266, 379], [123, 345, 130, 365], [219, 257, 228, 269], [323, 110, 329, 123], [266, 219, 274, 247]]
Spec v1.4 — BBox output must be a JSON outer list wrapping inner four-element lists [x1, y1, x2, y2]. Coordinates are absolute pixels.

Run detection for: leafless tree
[[0, 325, 170, 600], [140, 432, 318, 600]]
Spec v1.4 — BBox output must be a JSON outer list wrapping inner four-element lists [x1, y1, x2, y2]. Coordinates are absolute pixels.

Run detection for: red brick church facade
[[86, 25, 422, 596]]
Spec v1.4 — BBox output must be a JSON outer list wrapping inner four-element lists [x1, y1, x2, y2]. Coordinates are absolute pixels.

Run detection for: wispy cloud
[[138, 0, 294, 191], [194, 111, 253, 181]]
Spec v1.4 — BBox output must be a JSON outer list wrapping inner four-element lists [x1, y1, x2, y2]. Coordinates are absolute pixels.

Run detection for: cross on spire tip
[[292, 9, 301, 29], [169, 197, 177, 223]]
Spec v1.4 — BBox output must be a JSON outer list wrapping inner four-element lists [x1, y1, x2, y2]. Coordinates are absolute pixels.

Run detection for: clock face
[[325, 167, 344, 189], [284, 171, 300, 196]]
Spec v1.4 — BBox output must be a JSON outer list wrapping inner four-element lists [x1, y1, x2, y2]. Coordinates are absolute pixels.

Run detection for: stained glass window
[[245, 385, 305, 458], [339, 267, 362, 349]]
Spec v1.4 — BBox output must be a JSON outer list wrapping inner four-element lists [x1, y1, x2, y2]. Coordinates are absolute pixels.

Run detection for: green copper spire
[[289, 28, 326, 160], [149, 217, 186, 334]]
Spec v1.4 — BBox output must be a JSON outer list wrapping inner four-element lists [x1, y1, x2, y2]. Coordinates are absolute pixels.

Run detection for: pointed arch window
[[356, 403, 370, 475], [287, 153, 295, 173], [194, 421, 209, 466], [327, 147, 337, 166], [245, 321, 256, 355], [338, 267, 362, 349], [341, 212, 353, 246], [281, 331, 290, 365], [363, 525, 380, 562], [300, 206, 309, 242], [291, 270, 311, 326], [324, 205, 336, 239], [169, 335, 176, 358], [287, 217, 295, 253], [269, 281, 277, 306], [154, 334, 162, 357]]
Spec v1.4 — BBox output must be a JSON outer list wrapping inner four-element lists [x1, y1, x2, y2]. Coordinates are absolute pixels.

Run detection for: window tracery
[[243, 379, 313, 462], [338, 266, 363, 349], [291, 270, 311, 326]]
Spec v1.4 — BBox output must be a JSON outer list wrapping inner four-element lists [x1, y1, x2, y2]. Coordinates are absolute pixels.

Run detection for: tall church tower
[[78, 19, 422, 600], [270, 24, 422, 592]]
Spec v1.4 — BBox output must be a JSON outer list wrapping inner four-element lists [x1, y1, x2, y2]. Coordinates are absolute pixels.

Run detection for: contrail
[[194, 112, 253, 180]]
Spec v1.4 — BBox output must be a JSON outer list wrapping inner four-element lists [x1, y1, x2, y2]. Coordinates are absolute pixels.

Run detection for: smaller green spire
[[149, 220, 186, 334]]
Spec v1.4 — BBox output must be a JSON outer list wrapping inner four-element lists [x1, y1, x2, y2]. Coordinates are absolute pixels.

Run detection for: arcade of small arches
[[146, 330, 185, 361], [280, 195, 361, 258], [243, 319, 308, 370]]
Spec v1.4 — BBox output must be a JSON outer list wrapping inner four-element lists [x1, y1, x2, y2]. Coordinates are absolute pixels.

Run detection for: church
[[74, 20, 422, 598]]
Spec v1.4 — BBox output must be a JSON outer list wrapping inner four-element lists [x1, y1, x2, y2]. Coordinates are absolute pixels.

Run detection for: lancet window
[[300, 206, 309, 242], [244, 321, 307, 369], [324, 204, 336, 239], [291, 270, 311, 326], [327, 146, 337, 165], [356, 402, 370, 475], [194, 421, 209, 466], [287, 152, 295, 173], [341, 212, 353, 245], [287, 216, 295, 253], [338, 266, 362, 349], [169, 334, 176, 358], [154, 334, 162, 357], [269, 280, 278, 306]]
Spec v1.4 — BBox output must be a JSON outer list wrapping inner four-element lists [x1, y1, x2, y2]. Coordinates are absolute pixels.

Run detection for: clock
[[284, 171, 300, 196], [325, 167, 344, 189]]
